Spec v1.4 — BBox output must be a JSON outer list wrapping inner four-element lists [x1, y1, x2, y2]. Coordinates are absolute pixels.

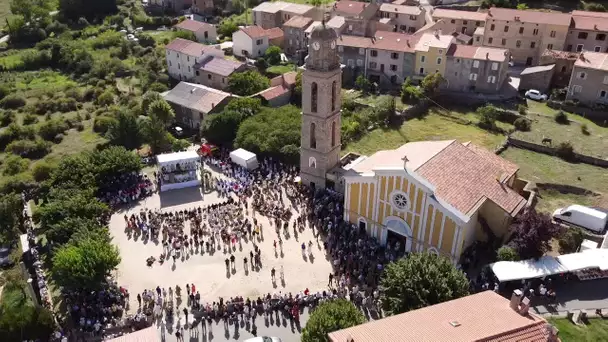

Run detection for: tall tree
[[10, 0, 51, 23], [228, 71, 270, 96], [106, 110, 142, 150], [0, 193, 23, 246], [140, 116, 169, 155], [507, 209, 561, 259], [141, 91, 163, 115], [380, 253, 470, 315], [420, 72, 445, 97], [301, 299, 365, 342], [264, 46, 282, 65], [147, 99, 175, 126], [34, 188, 109, 233], [51, 235, 120, 290]]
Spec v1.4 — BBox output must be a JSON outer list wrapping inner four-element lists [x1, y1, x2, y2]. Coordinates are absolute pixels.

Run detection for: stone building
[[300, 23, 342, 189]]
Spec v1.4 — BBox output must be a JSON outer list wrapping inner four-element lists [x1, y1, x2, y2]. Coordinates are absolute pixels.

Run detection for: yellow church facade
[[342, 140, 527, 263]]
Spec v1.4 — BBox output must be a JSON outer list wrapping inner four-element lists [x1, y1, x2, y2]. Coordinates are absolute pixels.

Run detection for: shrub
[[2, 154, 31, 175], [148, 82, 168, 93], [96, 90, 115, 107], [5, 139, 52, 158], [554, 110, 569, 124], [558, 227, 585, 254], [556, 141, 575, 161], [38, 119, 69, 140], [476, 104, 498, 131], [0, 85, 9, 100], [32, 161, 56, 182], [0, 95, 27, 109], [586, 3, 606, 12], [93, 116, 117, 134], [171, 139, 191, 152], [513, 117, 531, 131], [0, 111, 15, 127], [75, 122, 85, 131], [581, 124, 590, 135], [22, 114, 38, 125], [517, 104, 527, 115], [53, 133, 64, 143], [497, 245, 520, 261]]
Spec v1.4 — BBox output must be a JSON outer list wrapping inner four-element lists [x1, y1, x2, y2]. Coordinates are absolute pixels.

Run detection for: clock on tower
[[299, 23, 342, 190]]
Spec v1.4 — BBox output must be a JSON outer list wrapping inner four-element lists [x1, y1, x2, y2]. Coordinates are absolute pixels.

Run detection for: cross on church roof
[[401, 155, 410, 170]]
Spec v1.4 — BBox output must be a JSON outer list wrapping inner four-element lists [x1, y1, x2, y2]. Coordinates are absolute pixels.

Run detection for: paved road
[[157, 310, 310, 342]]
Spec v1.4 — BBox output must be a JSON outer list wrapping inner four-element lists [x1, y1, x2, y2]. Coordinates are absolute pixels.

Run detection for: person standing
[[183, 308, 189, 326], [137, 293, 142, 307], [175, 330, 183, 342]]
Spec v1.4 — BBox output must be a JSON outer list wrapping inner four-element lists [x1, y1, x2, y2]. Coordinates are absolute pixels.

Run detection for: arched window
[[331, 121, 336, 147], [309, 157, 317, 168], [310, 122, 316, 149], [331, 80, 337, 111], [311, 82, 318, 113]]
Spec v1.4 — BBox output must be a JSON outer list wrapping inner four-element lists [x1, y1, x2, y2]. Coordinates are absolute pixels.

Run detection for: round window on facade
[[390, 190, 411, 212]]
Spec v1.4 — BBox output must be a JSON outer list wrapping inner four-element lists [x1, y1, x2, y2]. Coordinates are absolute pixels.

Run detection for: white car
[[243, 337, 282, 342], [525, 89, 548, 101]]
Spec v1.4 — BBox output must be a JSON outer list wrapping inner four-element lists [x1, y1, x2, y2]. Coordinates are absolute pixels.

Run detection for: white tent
[[490, 256, 567, 282], [557, 248, 608, 272], [157, 151, 199, 166], [229, 148, 259, 170]]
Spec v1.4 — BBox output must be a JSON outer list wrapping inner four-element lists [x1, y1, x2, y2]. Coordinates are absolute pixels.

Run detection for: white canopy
[[491, 256, 567, 282], [491, 248, 608, 282], [157, 151, 199, 166], [230, 148, 256, 161], [229, 148, 258, 170]]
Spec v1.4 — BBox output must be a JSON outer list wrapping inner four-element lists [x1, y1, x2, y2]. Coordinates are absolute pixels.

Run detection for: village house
[[431, 8, 487, 36], [366, 31, 419, 87], [566, 51, 608, 106], [565, 10, 608, 53], [337, 35, 373, 84], [340, 139, 526, 263], [255, 71, 298, 107], [194, 57, 248, 90], [165, 38, 225, 81], [331, 0, 380, 37], [482, 7, 570, 66], [232, 26, 284, 58], [162, 82, 233, 129], [377, 4, 426, 34], [252, 1, 319, 29], [539, 49, 580, 88], [174, 19, 217, 43], [444, 45, 510, 93], [329, 291, 559, 342], [191, 0, 214, 16], [414, 31, 455, 79], [283, 16, 314, 58]]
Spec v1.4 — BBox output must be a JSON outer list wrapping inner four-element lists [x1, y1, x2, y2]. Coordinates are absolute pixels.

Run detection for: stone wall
[[507, 137, 608, 168]]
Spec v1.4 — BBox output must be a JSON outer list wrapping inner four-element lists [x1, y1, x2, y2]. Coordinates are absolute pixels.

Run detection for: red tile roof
[[165, 38, 214, 56], [283, 15, 313, 28], [197, 56, 244, 77], [432, 8, 488, 22], [372, 30, 419, 53], [174, 19, 213, 32], [336, 34, 373, 48], [266, 27, 284, 40], [416, 141, 525, 216], [571, 10, 608, 31], [447, 45, 509, 62], [259, 85, 290, 100], [574, 51, 608, 71], [334, 0, 370, 16], [487, 7, 571, 26], [328, 291, 555, 342], [379, 3, 422, 15], [241, 25, 268, 39], [282, 71, 297, 86]]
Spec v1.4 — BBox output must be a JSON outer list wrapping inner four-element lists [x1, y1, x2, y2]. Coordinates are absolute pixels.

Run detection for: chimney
[[211, 103, 215, 108], [519, 296, 530, 315], [509, 289, 523, 311], [545, 323, 559, 342], [595, 24, 598, 30], [486, 52, 489, 59]]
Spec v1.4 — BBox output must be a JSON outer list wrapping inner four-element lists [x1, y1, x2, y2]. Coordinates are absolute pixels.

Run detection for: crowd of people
[[100, 172, 154, 208]]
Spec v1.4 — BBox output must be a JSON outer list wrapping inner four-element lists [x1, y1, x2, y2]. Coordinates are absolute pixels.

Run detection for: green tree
[[52, 235, 120, 290], [497, 245, 520, 261], [507, 209, 561, 259], [476, 104, 499, 131], [97, 90, 115, 107], [217, 21, 239, 38], [201, 98, 262, 146], [0, 193, 23, 245], [10, 0, 51, 23], [586, 3, 606, 12], [420, 73, 445, 97], [355, 75, 372, 94], [293, 70, 302, 105], [301, 299, 365, 342], [106, 110, 142, 150], [228, 71, 270, 96], [265, 46, 282, 65], [46, 217, 103, 246], [380, 253, 470, 315], [31, 160, 56, 182], [174, 30, 197, 42], [235, 105, 301, 162], [147, 98, 175, 126], [140, 116, 169, 154], [141, 91, 163, 114], [225, 97, 262, 117], [558, 227, 585, 254]]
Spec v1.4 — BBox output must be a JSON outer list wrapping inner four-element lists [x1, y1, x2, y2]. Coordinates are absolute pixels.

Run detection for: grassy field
[[519, 101, 608, 158], [342, 90, 410, 110], [548, 318, 608, 342], [0, 0, 10, 23], [501, 148, 608, 212], [342, 110, 507, 156], [266, 64, 296, 76]]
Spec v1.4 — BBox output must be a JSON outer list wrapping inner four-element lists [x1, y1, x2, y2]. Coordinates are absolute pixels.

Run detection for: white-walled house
[[165, 38, 225, 81], [174, 19, 218, 43], [233, 26, 270, 58]]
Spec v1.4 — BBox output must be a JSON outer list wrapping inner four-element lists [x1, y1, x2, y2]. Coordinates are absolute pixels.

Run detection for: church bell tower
[[300, 22, 342, 189]]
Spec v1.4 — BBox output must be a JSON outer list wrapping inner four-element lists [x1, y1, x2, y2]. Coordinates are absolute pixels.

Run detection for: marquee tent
[[229, 148, 259, 170], [157, 151, 200, 192]]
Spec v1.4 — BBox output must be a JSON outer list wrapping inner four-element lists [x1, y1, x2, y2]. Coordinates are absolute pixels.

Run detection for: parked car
[[525, 89, 548, 101], [243, 337, 282, 342], [0, 246, 13, 268], [553, 205, 608, 233]]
